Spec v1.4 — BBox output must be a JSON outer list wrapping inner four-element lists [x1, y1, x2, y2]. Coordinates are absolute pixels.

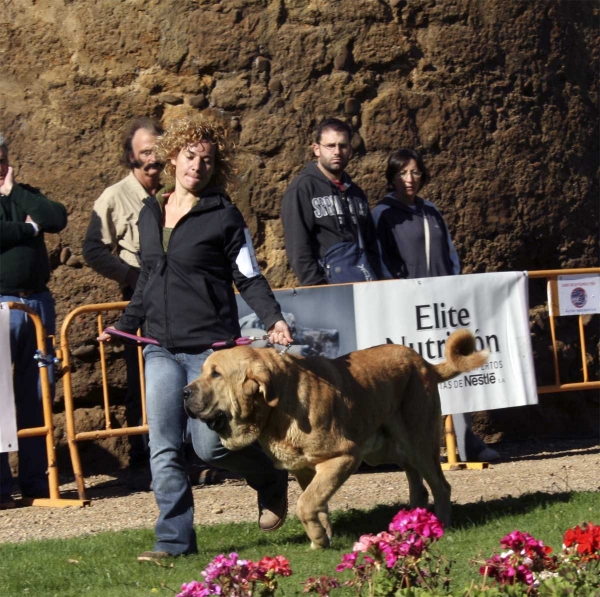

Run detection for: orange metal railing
[[529, 268, 600, 394], [4, 302, 88, 507], [58, 302, 149, 500], [443, 267, 600, 469]]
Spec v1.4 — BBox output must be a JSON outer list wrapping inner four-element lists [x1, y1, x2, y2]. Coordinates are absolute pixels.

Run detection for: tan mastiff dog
[[183, 329, 488, 548]]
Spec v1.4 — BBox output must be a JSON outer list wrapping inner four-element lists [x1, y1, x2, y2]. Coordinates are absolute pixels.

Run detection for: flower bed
[[177, 511, 599, 596]]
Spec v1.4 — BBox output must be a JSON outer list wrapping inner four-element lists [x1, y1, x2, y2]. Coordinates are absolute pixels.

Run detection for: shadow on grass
[[450, 491, 576, 528], [320, 491, 580, 539], [187, 491, 588, 553]]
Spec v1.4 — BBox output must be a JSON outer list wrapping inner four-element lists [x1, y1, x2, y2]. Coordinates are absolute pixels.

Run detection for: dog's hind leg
[[403, 462, 429, 509], [416, 453, 452, 528], [296, 454, 360, 549]]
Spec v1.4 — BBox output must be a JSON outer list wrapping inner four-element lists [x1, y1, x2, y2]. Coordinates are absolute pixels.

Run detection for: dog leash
[[211, 335, 292, 355], [103, 329, 291, 355]]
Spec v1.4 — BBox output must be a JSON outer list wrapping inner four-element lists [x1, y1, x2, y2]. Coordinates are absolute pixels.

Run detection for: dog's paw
[[309, 536, 331, 549]]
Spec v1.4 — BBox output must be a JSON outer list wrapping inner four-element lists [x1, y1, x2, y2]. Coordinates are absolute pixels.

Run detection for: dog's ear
[[242, 366, 278, 409]]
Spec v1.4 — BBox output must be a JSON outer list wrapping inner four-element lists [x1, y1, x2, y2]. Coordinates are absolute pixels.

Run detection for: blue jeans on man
[[143, 343, 287, 556], [0, 291, 56, 499], [453, 412, 499, 462]]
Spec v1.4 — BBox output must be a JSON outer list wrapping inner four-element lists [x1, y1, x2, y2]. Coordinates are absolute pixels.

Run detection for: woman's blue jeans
[[0, 291, 56, 499], [143, 344, 287, 555]]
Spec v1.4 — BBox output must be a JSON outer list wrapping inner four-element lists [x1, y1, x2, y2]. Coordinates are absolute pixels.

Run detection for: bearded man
[[282, 118, 380, 286]]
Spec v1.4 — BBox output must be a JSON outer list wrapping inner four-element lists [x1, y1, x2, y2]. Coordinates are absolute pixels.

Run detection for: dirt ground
[[0, 438, 598, 545]]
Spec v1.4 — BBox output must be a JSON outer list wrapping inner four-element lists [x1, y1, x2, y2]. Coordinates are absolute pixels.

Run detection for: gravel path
[[1, 438, 598, 544]]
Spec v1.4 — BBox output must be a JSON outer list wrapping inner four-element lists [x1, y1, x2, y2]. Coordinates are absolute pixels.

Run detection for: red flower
[[257, 555, 292, 577], [564, 522, 600, 559]]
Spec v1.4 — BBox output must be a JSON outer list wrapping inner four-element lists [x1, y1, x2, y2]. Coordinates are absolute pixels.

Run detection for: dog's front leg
[[296, 454, 360, 549]]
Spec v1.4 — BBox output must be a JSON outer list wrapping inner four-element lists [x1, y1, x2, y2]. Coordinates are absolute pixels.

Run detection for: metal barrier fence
[[442, 266, 600, 470], [530, 268, 600, 394], [5, 267, 599, 504], [4, 302, 88, 507], [57, 302, 149, 501]]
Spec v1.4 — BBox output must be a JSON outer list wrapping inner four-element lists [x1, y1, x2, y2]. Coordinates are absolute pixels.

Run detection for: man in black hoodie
[[0, 132, 67, 508], [282, 118, 380, 286]]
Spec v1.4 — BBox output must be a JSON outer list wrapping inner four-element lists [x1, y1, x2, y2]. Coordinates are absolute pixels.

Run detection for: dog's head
[[183, 346, 279, 451]]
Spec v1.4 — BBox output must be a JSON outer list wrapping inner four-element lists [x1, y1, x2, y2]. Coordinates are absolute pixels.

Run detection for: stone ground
[[0, 438, 598, 545]]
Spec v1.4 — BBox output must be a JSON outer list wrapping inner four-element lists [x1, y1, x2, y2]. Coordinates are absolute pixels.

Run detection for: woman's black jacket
[[115, 188, 283, 351]]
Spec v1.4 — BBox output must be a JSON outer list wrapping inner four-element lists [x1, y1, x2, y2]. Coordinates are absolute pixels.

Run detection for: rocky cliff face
[[1, 0, 598, 467]]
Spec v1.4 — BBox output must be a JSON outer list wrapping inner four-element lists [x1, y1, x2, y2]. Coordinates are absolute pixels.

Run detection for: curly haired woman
[[100, 113, 292, 560]]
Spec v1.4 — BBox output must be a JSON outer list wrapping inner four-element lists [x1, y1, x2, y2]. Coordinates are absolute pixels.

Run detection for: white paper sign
[[556, 274, 600, 316], [353, 272, 538, 415], [0, 304, 18, 453]]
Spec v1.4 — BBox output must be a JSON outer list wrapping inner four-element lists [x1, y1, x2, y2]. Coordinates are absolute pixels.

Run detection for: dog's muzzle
[[183, 386, 197, 418]]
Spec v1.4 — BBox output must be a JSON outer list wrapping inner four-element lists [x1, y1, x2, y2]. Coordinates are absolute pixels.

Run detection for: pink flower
[[353, 534, 379, 553], [202, 552, 239, 583], [480, 552, 536, 586], [516, 564, 534, 585], [183, 551, 292, 597], [500, 530, 551, 558], [388, 508, 444, 540], [336, 552, 359, 571], [177, 580, 212, 597], [353, 531, 395, 553], [379, 533, 426, 567]]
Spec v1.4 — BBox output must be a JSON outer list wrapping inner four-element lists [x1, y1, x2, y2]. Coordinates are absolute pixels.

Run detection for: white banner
[[0, 304, 18, 453], [353, 272, 537, 414], [236, 271, 538, 416]]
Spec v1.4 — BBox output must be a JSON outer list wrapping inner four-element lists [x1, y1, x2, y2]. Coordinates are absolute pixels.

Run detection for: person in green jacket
[[0, 132, 67, 509]]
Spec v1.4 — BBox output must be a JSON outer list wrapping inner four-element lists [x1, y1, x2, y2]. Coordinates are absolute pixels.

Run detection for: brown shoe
[[258, 492, 288, 532], [137, 550, 172, 562]]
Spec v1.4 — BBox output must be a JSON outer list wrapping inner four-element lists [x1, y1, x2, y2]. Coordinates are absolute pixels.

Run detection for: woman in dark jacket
[[100, 114, 292, 560], [372, 148, 499, 464]]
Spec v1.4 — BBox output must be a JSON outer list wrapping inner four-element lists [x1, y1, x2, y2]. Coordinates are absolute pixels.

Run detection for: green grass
[[0, 491, 598, 597]]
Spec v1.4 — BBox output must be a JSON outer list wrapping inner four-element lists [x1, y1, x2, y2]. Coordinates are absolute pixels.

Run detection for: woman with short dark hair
[[374, 148, 455, 279], [372, 148, 499, 464]]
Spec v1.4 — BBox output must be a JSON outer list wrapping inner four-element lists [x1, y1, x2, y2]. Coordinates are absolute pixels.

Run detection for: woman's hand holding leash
[[267, 319, 293, 348], [97, 327, 115, 343]]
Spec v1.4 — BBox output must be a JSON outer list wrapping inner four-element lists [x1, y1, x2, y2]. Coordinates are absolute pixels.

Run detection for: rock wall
[[1, 0, 598, 467]]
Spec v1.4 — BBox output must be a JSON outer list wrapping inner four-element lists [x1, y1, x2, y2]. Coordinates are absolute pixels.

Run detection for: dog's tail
[[433, 329, 489, 382]]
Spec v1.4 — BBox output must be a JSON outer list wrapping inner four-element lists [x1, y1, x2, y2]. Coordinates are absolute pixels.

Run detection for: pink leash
[[103, 329, 288, 351]]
